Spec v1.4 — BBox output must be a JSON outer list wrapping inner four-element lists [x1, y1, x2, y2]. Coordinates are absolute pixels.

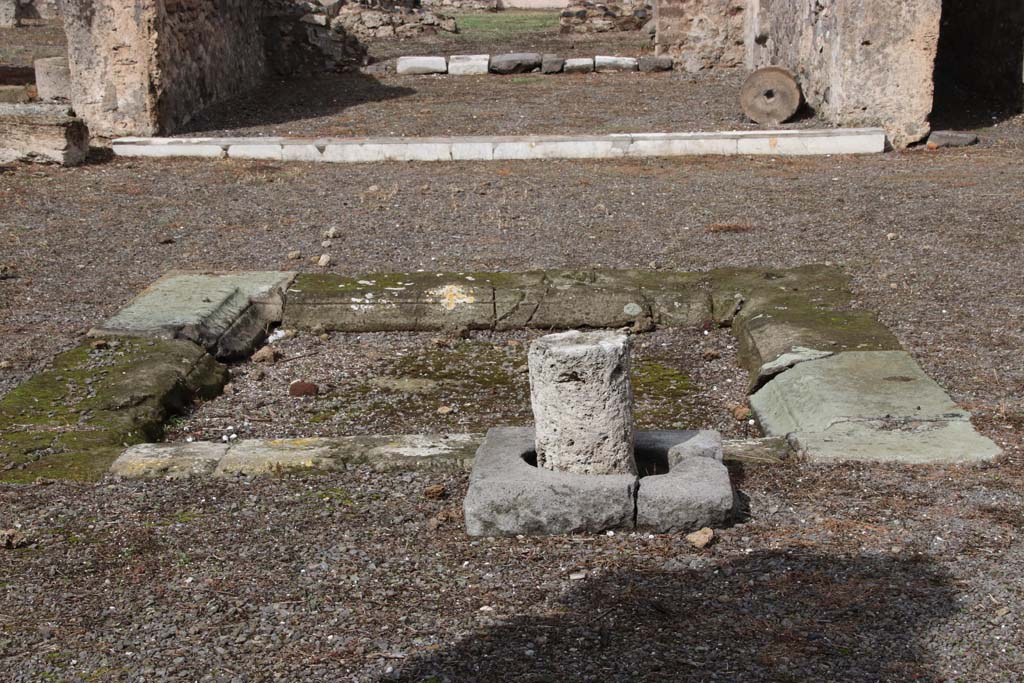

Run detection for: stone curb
[[111, 128, 888, 163], [108, 434, 793, 480]]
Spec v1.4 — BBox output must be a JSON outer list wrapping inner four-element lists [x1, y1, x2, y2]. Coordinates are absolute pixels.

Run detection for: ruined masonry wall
[[655, 0, 746, 72], [747, 0, 942, 148], [62, 0, 266, 137]]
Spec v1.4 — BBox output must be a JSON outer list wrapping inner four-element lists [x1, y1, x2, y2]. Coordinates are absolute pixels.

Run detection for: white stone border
[[112, 128, 887, 163]]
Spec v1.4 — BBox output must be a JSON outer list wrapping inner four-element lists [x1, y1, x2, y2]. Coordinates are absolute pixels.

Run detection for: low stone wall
[[560, 1, 651, 34], [332, 4, 458, 40], [747, 0, 942, 147], [654, 0, 745, 72], [61, 0, 267, 137]]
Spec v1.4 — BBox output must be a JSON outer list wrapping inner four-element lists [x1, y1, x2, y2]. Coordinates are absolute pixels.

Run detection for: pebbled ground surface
[[2, 18, 1023, 683]]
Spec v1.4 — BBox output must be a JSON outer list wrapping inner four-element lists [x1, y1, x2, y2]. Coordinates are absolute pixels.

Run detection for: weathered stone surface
[[489, 52, 542, 74], [750, 351, 1002, 464], [396, 55, 447, 74], [638, 54, 674, 72], [0, 0, 17, 28], [110, 442, 227, 479], [747, 0, 941, 147], [464, 427, 637, 536], [447, 54, 488, 75], [655, 0, 746, 72], [563, 57, 595, 73], [91, 272, 296, 359], [927, 130, 980, 149], [0, 103, 89, 166], [61, 0, 268, 136], [740, 66, 801, 125], [560, 0, 649, 34], [541, 54, 565, 74], [0, 338, 226, 483], [215, 438, 340, 476], [595, 55, 638, 72], [33, 57, 71, 101], [635, 430, 734, 532], [529, 330, 636, 476]]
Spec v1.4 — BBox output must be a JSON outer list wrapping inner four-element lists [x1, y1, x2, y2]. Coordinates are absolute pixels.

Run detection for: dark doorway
[[931, 0, 1024, 129]]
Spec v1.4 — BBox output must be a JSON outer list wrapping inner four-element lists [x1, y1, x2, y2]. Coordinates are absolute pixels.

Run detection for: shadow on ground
[[182, 71, 415, 135], [391, 550, 958, 683]]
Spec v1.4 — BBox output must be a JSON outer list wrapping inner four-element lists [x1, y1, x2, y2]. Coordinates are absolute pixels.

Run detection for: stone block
[[0, 85, 31, 104], [529, 331, 636, 476], [528, 269, 648, 328], [447, 54, 490, 75], [595, 56, 639, 72], [638, 55, 674, 72], [750, 351, 1002, 464], [227, 143, 284, 160], [112, 142, 226, 159], [0, 103, 90, 166], [541, 54, 565, 74], [379, 140, 452, 161], [110, 442, 227, 479], [396, 56, 447, 75], [464, 427, 637, 536], [563, 57, 594, 73], [322, 142, 386, 163], [734, 129, 886, 155], [215, 439, 340, 476], [927, 130, 980, 149], [489, 52, 542, 74], [450, 139, 495, 160], [281, 143, 324, 161], [34, 57, 72, 101], [90, 271, 296, 359]]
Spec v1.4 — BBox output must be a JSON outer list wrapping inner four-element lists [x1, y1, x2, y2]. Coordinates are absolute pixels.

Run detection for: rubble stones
[[397, 56, 448, 75], [560, 1, 650, 34], [332, 4, 458, 41], [655, 0, 746, 72], [490, 53, 543, 74], [529, 330, 637, 476]]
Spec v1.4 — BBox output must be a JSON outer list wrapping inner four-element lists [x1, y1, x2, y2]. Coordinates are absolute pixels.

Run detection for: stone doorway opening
[[931, 0, 1024, 128]]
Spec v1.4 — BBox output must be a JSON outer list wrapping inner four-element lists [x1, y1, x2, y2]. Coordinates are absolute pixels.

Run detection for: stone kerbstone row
[[447, 54, 490, 75], [396, 56, 447, 74], [541, 54, 565, 74], [529, 330, 636, 476], [490, 52, 542, 74]]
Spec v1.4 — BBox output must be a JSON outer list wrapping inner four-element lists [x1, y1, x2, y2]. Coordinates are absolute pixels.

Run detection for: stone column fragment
[[528, 330, 636, 475]]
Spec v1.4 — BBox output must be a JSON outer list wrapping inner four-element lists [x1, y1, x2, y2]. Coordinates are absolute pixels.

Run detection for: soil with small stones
[[167, 327, 756, 443], [2, 23, 1024, 679], [183, 70, 823, 138]]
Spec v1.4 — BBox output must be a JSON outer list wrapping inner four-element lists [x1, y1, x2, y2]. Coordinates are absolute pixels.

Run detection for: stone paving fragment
[[396, 56, 447, 75], [563, 57, 595, 73], [489, 53, 542, 74], [447, 54, 490, 75], [750, 351, 1001, 464], [927, 130, 980, 149], [595, 56, 639, 72], [90, 271, 296, 358]]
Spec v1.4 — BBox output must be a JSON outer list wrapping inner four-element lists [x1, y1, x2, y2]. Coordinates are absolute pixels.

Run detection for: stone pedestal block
[[34, 57, 71, 101], [0, 103, 89, 166], [528, 330, 636, 475]]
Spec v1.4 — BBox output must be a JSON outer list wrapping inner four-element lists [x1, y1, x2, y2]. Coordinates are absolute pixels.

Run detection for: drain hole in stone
[[521, 447, 669, 477], [763, 89, 776, 101]]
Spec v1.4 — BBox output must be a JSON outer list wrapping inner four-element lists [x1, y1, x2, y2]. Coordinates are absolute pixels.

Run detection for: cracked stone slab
[[464, 427, 637, 536], [91, 271, 295, 358], [750, 351, 1001, 464]]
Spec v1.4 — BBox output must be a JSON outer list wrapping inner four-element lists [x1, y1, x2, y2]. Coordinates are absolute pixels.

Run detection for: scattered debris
[[288, 380, 320, 397], [423, 483, 448, 500], [1, 529, 30, 549], [685, 526, 714, 549], [252, 345, 281, 364]]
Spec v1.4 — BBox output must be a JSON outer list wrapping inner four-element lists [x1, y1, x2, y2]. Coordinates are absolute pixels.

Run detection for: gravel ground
[[182, 69, 820, 139], [1, 77, 1023, 681], [166, 327, 756, 442]]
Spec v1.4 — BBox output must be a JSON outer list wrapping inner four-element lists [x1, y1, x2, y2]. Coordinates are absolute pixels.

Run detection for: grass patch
[[453, 11, 560, 40]]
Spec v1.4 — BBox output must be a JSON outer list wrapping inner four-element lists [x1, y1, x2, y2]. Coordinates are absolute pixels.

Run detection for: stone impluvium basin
[[463, 330, 736, 536]]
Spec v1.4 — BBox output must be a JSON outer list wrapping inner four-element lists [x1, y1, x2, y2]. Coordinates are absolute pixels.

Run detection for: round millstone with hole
[[740, 66, 802, 125]]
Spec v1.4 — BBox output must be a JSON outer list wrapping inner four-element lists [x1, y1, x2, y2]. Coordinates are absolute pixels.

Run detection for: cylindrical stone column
[[528, 330, 636, 475]]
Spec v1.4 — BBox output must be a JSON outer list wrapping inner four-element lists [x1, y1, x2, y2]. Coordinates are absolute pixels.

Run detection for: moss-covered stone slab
[[749, 351, 1001, 464], [0, 338, 227, 483], [710, 265, 901, 389], [90, 271, 295, 358]]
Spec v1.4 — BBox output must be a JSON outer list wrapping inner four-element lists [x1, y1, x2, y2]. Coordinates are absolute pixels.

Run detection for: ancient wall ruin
[[746, 0, 942, 147], [655, 0, 745, 72], [62, 0, 267, 137]]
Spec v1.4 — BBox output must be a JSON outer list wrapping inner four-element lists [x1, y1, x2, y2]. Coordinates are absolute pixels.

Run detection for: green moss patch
[[0, 338, 227, 483]]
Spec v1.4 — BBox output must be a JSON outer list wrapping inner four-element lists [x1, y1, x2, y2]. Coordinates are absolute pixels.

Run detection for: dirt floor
[[2, 15, 1024, 683]]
